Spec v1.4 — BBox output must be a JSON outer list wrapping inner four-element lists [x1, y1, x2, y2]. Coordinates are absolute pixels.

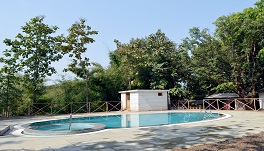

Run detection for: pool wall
[[19, 111, 225, 136]]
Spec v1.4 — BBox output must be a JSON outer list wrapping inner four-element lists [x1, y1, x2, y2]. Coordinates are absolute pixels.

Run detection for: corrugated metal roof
[[205, 93, 239, 99]]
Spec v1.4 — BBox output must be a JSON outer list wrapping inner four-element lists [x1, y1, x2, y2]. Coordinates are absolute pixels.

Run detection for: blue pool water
[[36, 123, 94, 131], [28, 112, 221, 132]]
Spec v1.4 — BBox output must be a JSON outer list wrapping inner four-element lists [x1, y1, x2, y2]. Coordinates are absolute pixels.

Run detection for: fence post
[[254, 99, 256, 111], [70, 102, 73, 114], [6, 103, 9, 117], [88, 102, 91, 113], [28, 102, 31, 116], [217, 99, 219, 110], [51, 103, 53, 115], [235, 99, 237, 110], [0, 103, 2, 117], [106, 102, 108, 112]]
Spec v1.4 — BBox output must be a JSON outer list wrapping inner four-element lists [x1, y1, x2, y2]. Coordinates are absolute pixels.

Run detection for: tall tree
[[0, 46, 22, 117], [241, 1, 264, 96], [214, 1, 264, 97], [111, 30, 188, 99], [4, 16, 63, 104], [63, 18, 98, 112], [89, 62, 127, 101]]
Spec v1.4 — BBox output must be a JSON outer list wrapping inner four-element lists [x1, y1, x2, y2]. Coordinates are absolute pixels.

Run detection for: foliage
[[111, 30, 188, 99], [1, 1, 264, 116], [0, 48, 23, 116], [214, 1, 264, 97], [3, 16, 63, 104], [63, 18, 98, 112], [63, 18, 98, 77], [89, 63, 127, 101], [180, 27, 234, 99]]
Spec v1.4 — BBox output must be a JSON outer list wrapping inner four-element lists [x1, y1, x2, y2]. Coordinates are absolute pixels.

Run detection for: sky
[[0, 0, 257, 85]]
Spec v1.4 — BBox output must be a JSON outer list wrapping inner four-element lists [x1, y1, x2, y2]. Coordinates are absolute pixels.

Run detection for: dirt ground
[[175, 132, 264, 151]]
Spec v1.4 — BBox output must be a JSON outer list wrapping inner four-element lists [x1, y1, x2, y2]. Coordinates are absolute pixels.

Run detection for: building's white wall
[[138, 91, 168, 111], [121, 93, 126, 110], [259, 92, 264, 109], [130, 93, 139, 111], [119, 90, 169, 111]]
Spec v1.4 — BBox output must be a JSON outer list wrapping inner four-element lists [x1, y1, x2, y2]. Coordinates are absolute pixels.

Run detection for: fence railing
[[203, 98, 261, 111], [0, 101, 121, 117], [1, 98, 262, 117], [171, 98, 261, 111], [170, 99, 191, 110]]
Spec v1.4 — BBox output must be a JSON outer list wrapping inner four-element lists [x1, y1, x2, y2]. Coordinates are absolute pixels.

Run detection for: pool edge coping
[[11, 111, 231, 137]]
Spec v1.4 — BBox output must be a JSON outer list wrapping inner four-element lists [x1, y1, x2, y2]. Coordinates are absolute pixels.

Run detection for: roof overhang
[[257, 88, 264, 93], [205, 93, 239, 99], [119, 89, 169, 94]]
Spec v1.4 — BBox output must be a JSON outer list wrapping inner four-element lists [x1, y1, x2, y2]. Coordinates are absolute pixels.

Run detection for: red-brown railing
[[203, 98, 261, 111], [1, 98, 262, 117], [171, 98, 261, 111], [0, 101, 121, 117]]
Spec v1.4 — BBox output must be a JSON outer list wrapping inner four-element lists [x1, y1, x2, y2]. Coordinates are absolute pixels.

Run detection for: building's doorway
[[126, 93, 130, 110]]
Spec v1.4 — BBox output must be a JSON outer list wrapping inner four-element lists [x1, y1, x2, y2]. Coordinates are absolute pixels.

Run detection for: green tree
[[3, 16, 63, 104], [241, 2, 264, 96], [178, 26, 245, 99], [113, 38, 150, 89], [214, 1, 264, 97], [89, 62, 127, 101], [0, 47, 22, 116], [63, 18, 98, 112], [111, 30, 188, 99]]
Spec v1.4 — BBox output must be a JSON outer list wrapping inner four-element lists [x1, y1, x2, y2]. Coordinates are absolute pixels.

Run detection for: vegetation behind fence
[[171, 98, 261, 111], [0, 101, 121, 117], [1, 98, 262, 117]]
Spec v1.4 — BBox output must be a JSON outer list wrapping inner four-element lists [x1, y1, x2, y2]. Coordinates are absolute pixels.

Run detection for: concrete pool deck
[[0, 110, 264, 151]]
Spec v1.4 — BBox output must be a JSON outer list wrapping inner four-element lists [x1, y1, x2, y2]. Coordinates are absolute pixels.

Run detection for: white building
[[258, 88, 264, 110], [119, 89, 169, 111]]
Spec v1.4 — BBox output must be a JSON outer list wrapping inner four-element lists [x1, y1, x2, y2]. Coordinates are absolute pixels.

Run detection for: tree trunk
[[251, 42, 257, 97], [240, 71, 246, 97], [85, 75, 89, 113], [5, 76, 10, 117], [33, 60, 39, 114], [32, 73, 37, 115]]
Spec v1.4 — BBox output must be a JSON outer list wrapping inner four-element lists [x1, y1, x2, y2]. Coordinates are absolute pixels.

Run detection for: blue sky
[[0, 0, 256, 84]]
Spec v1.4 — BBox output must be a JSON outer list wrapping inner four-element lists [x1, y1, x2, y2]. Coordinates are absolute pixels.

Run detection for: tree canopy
[[0, 1, 264, 116]]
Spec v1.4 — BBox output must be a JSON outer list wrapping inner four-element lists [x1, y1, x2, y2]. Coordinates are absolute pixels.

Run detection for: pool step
[[22, 123, 106, 136], [0, 125, 10, 136]]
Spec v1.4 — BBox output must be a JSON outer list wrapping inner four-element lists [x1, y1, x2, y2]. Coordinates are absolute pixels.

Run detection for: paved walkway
[[0, 110, 264, 151]]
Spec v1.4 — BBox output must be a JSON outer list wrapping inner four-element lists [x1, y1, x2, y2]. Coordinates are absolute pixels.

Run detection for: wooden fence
[[1, 98, 262, 117], [203, 98, 261, 111], [0, 101, 121, 117], [171, 98, 261, 111]]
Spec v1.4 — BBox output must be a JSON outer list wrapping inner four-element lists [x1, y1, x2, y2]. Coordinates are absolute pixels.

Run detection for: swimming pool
[[22, 112, 222, 135]]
